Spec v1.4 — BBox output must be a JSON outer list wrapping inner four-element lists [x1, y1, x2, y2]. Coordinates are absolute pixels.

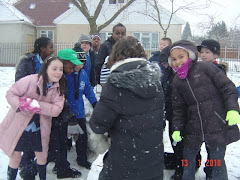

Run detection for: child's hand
[[226, 110, 240, 126], [19, 97, 41, 114], [172, 131, 182, 142]]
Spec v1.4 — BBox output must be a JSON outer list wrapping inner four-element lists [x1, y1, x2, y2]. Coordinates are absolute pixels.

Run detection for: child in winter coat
[[95, 23, 126, 84], [73, 34, 97, 87], [169, 40, 240, 180], [46, 48, 83, 179], [90, 36, 165, 180], [0, 56, 65, 180], [15, 37, 54, 82], [64, 48, 97, 170]]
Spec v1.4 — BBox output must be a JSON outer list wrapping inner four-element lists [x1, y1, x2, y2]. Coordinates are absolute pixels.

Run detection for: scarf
[[172, 58, 192, 79]]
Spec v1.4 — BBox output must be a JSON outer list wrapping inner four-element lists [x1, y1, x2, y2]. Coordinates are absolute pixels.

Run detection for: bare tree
[[138, 0, 212, 37], [72, 0, 136, 35]]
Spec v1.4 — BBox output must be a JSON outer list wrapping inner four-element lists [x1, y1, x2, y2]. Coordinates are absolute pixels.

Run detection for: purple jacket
[[0, 74, 64, 157]]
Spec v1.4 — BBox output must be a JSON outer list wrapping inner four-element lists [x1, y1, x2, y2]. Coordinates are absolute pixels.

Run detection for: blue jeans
[[182, 145, 227, 180]]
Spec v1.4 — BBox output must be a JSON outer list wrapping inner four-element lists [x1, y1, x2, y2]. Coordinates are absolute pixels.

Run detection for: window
[[133, 32, 159, 50], [99, 32, 113, 41], [109, 0, 116, 4], [29, 3, 36, 10], [109, 0, 124, 4], [40, 30, 54, 42]]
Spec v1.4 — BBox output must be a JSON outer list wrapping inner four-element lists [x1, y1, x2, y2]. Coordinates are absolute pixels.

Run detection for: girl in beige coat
[[0, 56, 65, 180]]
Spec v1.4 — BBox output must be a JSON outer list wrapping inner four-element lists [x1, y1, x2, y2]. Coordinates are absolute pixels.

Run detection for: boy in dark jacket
[[95, 23, 126, 84], [73, 34, 97, 87]]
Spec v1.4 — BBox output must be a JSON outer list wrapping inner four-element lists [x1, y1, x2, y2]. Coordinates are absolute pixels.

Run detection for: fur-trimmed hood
[[108, 58, 162, 98]]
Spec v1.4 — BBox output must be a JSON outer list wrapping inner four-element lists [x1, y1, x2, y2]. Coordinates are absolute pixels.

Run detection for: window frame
[[40, 30, 54, 42]]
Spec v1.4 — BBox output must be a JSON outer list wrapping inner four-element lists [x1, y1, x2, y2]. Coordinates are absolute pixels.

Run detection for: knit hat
[[91, 33, 101, 40], [168, 40, 198, 67], [58, 49, 83, 65], [197, 39, 220, 55], [75, 47, 87, 62], [78, 34, 92, 44]]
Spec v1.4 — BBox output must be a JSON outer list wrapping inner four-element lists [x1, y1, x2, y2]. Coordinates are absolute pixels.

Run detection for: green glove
[[226, 110, 240, 126], [172, 131, 182, 142]]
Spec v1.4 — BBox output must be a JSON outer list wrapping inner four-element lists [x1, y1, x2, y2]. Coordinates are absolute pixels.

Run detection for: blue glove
[[172, 131, 182, 142], [226, 110, 240, 126]]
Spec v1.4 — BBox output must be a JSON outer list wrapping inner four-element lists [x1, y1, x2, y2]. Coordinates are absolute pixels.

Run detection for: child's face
[[47, 59, 63, 83], [199, 47, 218, 62], [81, 41, 91, 53], [170, 48, 189, 68], [63, 61, 75, 75], [159, 40, 170, 52], [92, 36, 101, 48], [74, 64, 84, 72], [113, 26, 126, 42], [41, 41, 54, 59]]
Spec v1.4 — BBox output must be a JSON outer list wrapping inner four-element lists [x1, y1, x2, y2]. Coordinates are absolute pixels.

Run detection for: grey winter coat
[[90, 58, 165, 180], [172, 60, 240, 149]]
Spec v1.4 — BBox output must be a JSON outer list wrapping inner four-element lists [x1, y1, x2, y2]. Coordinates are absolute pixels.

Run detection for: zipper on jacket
[[214, 111, 227, 124], [186, 78, 205, 141]]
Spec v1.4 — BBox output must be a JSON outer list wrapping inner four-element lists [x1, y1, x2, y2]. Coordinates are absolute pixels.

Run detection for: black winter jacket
[[95, 36, 116, 83], [15, 53, 37, 82], [90, 58, 164, 180], [172, 61, 240, 149]]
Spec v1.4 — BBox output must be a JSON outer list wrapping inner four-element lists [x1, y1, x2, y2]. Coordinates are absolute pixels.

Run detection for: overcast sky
[[169, 0, 240, 35]]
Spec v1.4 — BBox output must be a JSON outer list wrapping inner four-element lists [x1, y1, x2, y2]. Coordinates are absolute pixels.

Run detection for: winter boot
[[57, 168, 82, 179], [37, 164, 47, 180], [7, 166, 18, 180]]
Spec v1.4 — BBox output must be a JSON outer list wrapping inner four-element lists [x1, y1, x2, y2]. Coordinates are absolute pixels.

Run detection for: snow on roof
[[0, 1, 32, 23]]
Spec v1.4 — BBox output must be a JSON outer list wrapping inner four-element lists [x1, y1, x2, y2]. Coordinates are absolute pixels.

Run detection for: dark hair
[[107, 36, 147, 67], [161, 37, 172, 46], [112, 23, 126, 33], [37, 56, 65, 96], [32, 37, 52, 54]]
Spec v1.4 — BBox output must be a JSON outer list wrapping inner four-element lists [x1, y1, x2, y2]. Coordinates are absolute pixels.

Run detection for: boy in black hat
[[197, 39, 227, 74]]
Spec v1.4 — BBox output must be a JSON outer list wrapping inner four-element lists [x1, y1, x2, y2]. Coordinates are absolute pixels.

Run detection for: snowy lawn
[[0, 67, 239, 180]]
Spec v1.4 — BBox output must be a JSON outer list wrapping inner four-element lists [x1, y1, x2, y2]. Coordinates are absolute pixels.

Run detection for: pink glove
[[19, 97, 41, 114]]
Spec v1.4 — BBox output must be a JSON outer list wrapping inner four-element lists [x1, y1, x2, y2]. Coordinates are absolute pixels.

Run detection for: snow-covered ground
[[0, 67, 239, 180]]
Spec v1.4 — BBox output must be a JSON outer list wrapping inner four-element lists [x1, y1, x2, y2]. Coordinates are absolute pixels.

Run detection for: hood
[[168, 40, 198, 67], [108, 58, 161, 98]]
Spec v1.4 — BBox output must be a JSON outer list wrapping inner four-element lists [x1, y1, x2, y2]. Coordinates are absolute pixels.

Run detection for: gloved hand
[[19, 97, 41, 114], [172, 131, 182, 142], [68, 124, 84, 135], [226, 110, 240, 126]]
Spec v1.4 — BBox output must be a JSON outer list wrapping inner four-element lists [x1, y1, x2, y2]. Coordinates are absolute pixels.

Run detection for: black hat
[[168, 40, 198, 66], [197, 39, 220, 55]]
